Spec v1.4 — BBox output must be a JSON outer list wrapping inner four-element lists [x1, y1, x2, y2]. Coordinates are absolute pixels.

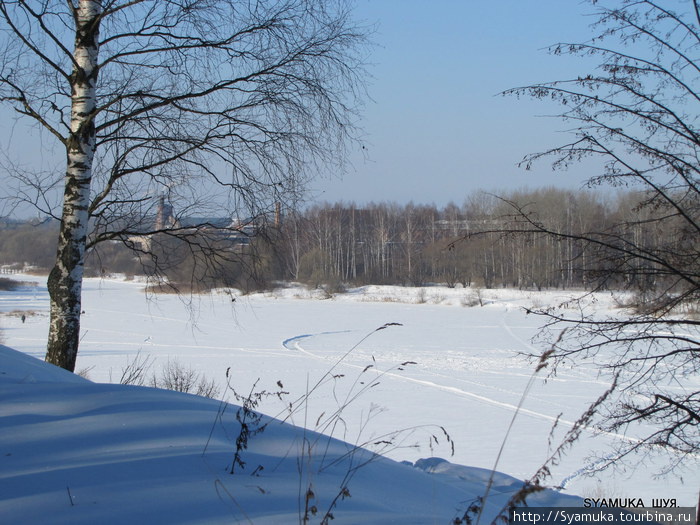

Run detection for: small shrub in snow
[[529, 296, 545, 309], [430, 292, 446, 304], [322, 278, 346, 297], [202, 373, 288, 475], [461, 292, 481, 308], [151, 358, 220, 399], [117, 351, 153, 386], [4, 309, 39, 319], [227, 377, 287, 474], [76, 366, 94, 380]]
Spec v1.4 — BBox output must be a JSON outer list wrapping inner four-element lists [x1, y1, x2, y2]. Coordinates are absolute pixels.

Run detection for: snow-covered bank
[[1, 275, 698, 511], [0, 344, 582, 524]]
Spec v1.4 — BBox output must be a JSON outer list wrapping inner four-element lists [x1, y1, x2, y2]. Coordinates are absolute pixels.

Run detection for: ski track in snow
[[499, 313, 540, 355], [282, 328, 659, 490], [282, 330, 638, 447], [282, 331, 353, 354]]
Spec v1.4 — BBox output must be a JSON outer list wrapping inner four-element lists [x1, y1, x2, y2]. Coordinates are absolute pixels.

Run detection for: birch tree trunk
[[45, 1, 101, 371]]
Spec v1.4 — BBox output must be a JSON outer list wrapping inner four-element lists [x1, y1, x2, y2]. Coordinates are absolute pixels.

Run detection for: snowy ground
[[1, 275, 698, 521]]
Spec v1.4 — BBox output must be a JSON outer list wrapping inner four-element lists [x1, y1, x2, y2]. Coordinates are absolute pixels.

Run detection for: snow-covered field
[[1, 275, 698, 523]]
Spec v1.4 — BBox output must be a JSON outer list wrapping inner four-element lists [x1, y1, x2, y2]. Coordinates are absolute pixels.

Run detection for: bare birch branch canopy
[[0, 0, 370, 371]]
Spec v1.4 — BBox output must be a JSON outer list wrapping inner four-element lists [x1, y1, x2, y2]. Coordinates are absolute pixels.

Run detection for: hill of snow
[[0, 344, 581, 524]]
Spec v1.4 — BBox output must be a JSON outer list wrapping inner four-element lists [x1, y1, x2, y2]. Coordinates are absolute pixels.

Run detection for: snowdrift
[[0, 344, 581, 524]]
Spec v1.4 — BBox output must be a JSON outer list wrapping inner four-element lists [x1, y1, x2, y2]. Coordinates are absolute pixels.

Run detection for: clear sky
[[0, 1, 605, 217], [309, 0, 603, 206]]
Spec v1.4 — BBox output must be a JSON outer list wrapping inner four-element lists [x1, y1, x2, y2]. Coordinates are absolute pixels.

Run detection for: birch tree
[[0, 0, 368, 371], [505, 0, 700, 473]]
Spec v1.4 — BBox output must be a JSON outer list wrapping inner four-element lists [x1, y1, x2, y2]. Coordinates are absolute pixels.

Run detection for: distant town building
[[127, 196, 281, 252], [154, 195, 177, 230]]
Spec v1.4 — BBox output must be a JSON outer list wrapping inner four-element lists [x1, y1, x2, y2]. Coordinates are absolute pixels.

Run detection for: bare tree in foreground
[[0, 0, 368, 371], [502, 0, 700, 475]]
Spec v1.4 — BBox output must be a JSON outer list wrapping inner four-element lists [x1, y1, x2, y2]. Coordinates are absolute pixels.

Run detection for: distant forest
[[0, 188, 666, 293]]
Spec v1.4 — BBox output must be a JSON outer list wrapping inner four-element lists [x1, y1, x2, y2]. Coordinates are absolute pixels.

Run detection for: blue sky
[[0, 1, 605, 217], [310, 0, 602, 206]]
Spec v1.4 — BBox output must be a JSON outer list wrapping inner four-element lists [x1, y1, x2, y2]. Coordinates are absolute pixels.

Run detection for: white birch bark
[[45, 1, 101, 371]]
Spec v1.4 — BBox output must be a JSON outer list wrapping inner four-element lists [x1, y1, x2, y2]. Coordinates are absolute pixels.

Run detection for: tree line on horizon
[[0, 186, 673, 297]]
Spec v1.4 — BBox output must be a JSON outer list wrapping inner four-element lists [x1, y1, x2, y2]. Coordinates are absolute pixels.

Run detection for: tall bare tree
[[504, 0, 700, 474], [0, 0, 368, 371]]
